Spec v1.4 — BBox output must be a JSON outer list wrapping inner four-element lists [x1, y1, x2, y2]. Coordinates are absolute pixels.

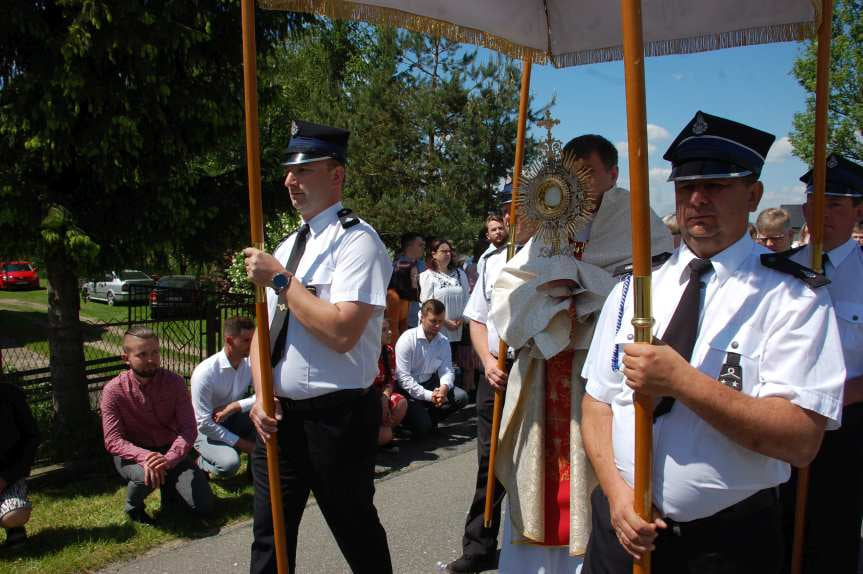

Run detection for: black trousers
[[249, 389, 392, 574], [779, 403, 863, 574], [458, 376, 507, 559], [584, 486, 784, 574]]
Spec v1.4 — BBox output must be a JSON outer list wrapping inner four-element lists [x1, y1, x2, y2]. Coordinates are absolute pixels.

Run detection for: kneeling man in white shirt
[[395, 299, 468, 439], [191, 316, 257, 478]]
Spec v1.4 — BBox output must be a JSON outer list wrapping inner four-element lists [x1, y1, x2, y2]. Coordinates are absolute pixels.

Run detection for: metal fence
[[0, 286, 255, 404]]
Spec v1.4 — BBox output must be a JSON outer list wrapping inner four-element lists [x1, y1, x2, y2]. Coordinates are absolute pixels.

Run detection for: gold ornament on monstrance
[[516, 110, 594, 257]]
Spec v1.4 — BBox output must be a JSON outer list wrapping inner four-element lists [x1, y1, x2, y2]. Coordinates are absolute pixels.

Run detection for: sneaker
[[445, 553, 499, 573], [2, 527, 26, 548], [126, 508, 157, 525]]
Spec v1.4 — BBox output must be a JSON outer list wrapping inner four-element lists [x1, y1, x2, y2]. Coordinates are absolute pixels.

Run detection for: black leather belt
[[278, 387, 369, 412], [664, 487, 779, 537]]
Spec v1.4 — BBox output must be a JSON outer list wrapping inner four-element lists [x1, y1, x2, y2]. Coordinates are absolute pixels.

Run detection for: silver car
[[82, 270, 154, 305]]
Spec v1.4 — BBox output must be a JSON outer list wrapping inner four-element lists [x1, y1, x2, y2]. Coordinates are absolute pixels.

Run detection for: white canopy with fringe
[[260, 0, 819, 67]]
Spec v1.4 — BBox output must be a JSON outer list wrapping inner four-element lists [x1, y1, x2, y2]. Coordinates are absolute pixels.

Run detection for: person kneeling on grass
[[191, 316, 257, 478], [101, 327, 214, 525], [0, 382, 40, 548]]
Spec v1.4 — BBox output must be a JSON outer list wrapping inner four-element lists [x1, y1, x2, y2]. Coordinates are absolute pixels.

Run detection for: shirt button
[[854, 315, 859, 321], [627, 334, 633, 340], [731, 341, 739, 349]]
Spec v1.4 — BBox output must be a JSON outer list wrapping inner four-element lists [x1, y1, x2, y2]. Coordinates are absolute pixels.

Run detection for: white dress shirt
[[463, 246, 508, 357], [190, 350, 255, 446], [791, 239, 863, 381], [394, 326, 455, 401], [267, 201, 392, 399], [583, 234, 845, 521]]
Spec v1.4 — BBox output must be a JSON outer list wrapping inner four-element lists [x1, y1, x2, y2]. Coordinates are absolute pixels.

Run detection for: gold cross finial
[[537, 109, 560, 158]]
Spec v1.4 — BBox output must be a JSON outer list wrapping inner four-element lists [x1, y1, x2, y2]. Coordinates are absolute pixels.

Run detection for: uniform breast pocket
[[306, 264, 335, 302], [705, 329, 762, 395]]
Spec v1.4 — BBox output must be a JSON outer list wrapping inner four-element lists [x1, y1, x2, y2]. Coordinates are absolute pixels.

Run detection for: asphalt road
[[99, 406, 498, 574]]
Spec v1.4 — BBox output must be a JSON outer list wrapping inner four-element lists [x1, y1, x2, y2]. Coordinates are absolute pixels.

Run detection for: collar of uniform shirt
[[825, 237, 857, 269], [676, 233, 755, 289], [302, 201, 344, 237]]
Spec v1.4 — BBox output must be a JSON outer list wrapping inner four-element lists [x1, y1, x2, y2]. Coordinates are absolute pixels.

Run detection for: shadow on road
[[374, 403, 478, 479]]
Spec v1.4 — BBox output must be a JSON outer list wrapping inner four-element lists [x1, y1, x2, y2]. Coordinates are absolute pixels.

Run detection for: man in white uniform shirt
[[580, 112, 846, 574], [779, 153, 863, 574], [243, 120, 392, 574], [395, 299, 468, 438], [191, 316, 256, 478], [444, 195, 513, 573]]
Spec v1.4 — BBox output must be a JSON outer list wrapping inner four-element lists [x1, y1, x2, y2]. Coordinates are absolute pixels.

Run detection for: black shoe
[[126, 508, 157, 525], [3, 527, 26, 548], [445, 553, 498, 573]]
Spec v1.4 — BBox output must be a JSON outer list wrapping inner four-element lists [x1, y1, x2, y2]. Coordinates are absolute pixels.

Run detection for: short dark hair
[[400, 232, 424, 252], [562, 134, 618, 170], [421, 299, 446, 316], [123, 326, 158, 351], [224, 316, 255, 337]]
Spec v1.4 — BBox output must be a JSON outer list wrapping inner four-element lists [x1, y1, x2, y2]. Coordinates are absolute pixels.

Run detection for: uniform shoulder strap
[[337, 207, 360, 229], [613, 252, 672, 278], [760, 252, 830, 289]]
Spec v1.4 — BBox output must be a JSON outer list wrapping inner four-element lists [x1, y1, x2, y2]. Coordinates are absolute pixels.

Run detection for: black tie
[[821, 252, 830, 277], [269, 224, 310, 367], [653, 257, 713, 420]]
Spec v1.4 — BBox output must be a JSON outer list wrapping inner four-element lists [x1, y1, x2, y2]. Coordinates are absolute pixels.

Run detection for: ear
[[121, 352, 129, 364], [610, 165, 619, 183], [747, 180, 764, 212], [330, 163, 345, 186]]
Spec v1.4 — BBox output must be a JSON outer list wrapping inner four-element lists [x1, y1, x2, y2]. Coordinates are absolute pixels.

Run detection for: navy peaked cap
[[664, 111, 775, 182], [498, 181, 513, 205], [800, 153, 863, 198], [283, 120, 349, 166]]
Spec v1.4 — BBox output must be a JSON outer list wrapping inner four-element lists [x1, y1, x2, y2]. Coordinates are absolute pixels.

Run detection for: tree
[[0, 1, 305, 459], [789, 0, 863, 164]]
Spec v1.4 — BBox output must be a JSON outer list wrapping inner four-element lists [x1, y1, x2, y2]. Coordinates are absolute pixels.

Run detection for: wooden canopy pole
[[621, 0, 654, 572], [792, 1, 833, 572], [484, 57, 532, 528], [240, 1, 289, 572]]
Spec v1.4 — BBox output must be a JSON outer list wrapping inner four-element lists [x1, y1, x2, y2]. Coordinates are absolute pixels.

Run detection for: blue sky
[[479, 41, 812, 219]]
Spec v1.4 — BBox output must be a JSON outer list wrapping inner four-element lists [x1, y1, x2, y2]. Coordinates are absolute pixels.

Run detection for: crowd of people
[[2, 113, 862, 574]]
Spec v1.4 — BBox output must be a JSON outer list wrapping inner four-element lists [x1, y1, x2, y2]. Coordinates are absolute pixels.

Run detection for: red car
[[0, 261, 40, 290]]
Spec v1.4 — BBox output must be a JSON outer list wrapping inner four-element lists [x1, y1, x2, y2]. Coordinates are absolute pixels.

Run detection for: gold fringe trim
[[260, 0, 548, 64], [550, 21, 817, 68], [260, 1, 816, 69]]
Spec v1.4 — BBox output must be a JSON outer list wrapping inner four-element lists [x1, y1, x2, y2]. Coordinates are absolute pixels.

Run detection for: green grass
[[0, 466, 255, 574]]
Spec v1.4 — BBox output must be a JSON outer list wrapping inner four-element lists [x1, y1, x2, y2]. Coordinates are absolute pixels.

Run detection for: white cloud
[[616, 140, 656, 162], [649, 167, 672, 182], [646, 124, 670, 142], [766, 136, 793, 164]]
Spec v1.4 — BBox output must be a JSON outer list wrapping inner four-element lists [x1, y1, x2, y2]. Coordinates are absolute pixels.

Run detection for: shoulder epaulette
[[760, 252, 830, 288], [613, 252, 672, 277], [337, 208, 360, 229]]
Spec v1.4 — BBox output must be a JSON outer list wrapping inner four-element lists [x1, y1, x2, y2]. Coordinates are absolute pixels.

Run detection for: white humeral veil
[[490, 187, 673, 561]]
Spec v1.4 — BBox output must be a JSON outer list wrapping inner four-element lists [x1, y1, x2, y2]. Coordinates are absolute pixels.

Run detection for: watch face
[[273, 273, 289, 290]]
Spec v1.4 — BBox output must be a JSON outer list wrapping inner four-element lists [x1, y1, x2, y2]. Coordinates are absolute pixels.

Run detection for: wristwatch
[[271, 272, 292, 296]]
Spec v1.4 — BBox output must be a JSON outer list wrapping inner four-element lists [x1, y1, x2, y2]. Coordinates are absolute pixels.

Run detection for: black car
[[149, 275, 203, 319]]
